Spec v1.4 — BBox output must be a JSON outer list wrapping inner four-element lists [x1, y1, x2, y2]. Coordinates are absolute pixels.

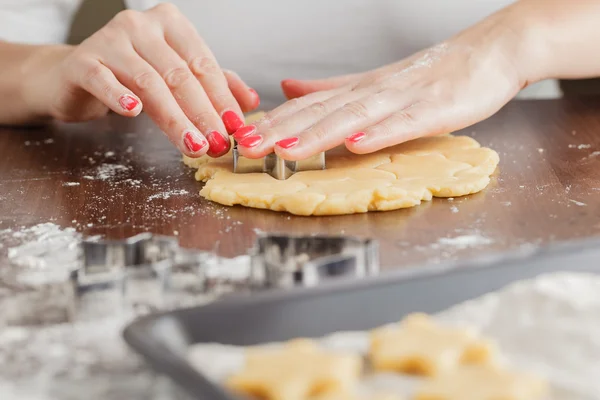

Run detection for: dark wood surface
[[2, 98, 600, 269]]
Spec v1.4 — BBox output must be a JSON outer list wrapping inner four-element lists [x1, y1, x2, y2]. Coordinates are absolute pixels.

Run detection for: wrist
[[490, 1, 553, 87], [20, 44, 73, 121]]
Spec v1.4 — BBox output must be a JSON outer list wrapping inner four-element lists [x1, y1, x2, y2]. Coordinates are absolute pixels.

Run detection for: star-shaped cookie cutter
[[232, 144, 326, 180]]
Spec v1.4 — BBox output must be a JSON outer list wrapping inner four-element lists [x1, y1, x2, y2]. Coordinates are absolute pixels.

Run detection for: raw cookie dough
[[226, 339, 362, 400], [369, 314, 496, 377], [414, 365, 548, 400], [183, 113, 499, 216]]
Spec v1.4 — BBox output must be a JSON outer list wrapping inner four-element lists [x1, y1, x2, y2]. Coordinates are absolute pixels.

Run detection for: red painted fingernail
[[222, 110, 244, 134], [206, 131, 230, 157], [249, 88, 260, 108], [276, 137, 299, 149], [238, 135, 263, 148], [183, 131, 208, 153], [346, 132, 366, 143], [119, 94, 139, 111], [233, 125, 256, 140]]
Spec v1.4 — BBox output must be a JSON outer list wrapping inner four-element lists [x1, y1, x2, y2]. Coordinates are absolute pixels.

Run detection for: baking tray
[[123, 236, 600, 400]]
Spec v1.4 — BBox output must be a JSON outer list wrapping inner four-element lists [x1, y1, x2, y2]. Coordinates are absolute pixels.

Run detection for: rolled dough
[[183, 114, 499, 216]]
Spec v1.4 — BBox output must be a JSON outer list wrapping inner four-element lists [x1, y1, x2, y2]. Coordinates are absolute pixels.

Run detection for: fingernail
[[233, 125, 256, 140], [238, 135, 263, 148], [119, 94, 139, 111], [183, 130, 208, 153], [346, 132, 366, 143], [222, 110, 244, 134], [206, 131, 230, 157], [249, 88, 260, 108], [276, 137, 299, 149]]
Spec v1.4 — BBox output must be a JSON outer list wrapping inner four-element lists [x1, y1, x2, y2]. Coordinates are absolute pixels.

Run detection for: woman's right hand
[[23, 3, 259, 158]]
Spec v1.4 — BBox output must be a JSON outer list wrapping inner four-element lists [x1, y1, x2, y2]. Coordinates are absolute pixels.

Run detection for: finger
[[271, 90, 405, 160], [105, 50, 216, 158], [223, 69, 260, 113], [133, 36, 229, 141], [238, 88, 370, 159], [281, 73, 361, 99], [74, 57, 142, 117], [150, 3, 245, 134], [246, 87, 343, 139], [345, 101, 444, 154]]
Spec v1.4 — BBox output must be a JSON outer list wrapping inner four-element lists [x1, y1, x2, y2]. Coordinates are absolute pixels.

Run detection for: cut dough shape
[[183, 112, 499, 216], [413, 365, 548, 400], [369, 314, 496, 377], [226, 339, 362, 400]]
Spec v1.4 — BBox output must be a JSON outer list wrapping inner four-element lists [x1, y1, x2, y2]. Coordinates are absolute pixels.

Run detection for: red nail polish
[[183, 131, 207, 153], [222, 110, 244, 134], [238, 135, 263, 148], [276, 137, 299, 149], [249, 88, 260, 108], [119, 94, 138, 111], [233, 125, 257, 140], [346, 132, 366, 143], [206, 131, 230, 157]]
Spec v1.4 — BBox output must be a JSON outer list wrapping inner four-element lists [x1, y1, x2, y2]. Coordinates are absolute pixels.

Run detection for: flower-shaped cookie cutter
[[232, 144, 326, 180]]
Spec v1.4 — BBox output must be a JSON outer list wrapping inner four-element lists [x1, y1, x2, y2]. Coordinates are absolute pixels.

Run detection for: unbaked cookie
[[226, 339, 362, 400], [369, 314, 496, 376], [413, 365, 548, 400]]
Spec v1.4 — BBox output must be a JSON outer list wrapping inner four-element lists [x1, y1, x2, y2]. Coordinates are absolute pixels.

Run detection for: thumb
[[280, 73, 362, 99]]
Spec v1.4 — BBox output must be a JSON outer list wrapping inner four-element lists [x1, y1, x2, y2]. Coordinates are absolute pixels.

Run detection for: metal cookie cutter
[[232, 144, 326, 180], [250, 234, 379, 289], [70, 233, 208, 319]]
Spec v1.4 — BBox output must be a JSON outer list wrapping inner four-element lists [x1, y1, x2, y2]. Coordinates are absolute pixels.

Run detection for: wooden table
[[2, 98, 600, 270]]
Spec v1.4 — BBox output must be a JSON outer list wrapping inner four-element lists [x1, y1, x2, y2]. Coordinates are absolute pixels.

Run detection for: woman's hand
[[234, 10, 534, 160], [23, 3, 259, 158]]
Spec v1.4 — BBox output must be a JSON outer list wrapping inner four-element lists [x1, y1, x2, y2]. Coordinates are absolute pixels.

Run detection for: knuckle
[[341, 101, 371, 120], [132, 70, 158, 92], [190, 56, 220, 78], [308, 126, 329, 141], [189, 110, 216, 129], [163, 66, 193, 90], [393, 106, 419, 126], [153, 2, 181, 17], [113, 9, 144, 29], [307, 101, 329, 117], [210, 92, 232, 109], [375, 120, 395, 138], [81, 61, 104, 85]]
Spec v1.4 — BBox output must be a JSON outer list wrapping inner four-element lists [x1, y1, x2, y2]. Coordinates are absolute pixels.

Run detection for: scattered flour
[[569, 199, 587, 207], [62, 182, 80, 187], [148, 189, 189, 201], [449, 206, 459, 213], [437, 234, 493, 249], [94, 164, 131, 181], [3, 223, 82, 285], [568, 144, 592, 150]]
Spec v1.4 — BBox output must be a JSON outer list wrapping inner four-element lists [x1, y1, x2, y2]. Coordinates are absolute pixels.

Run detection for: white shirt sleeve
[[0, 0, 84, 44]]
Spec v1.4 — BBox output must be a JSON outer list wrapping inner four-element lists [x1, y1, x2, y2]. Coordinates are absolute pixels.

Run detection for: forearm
[[0, 41, 65, 125], [506, 0, 600, 83]]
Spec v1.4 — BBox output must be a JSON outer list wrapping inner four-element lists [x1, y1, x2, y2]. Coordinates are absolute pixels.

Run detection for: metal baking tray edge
[[123, 235, 600, 400]]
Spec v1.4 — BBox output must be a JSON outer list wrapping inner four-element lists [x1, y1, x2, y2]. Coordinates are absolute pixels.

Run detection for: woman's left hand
[[234, 9, 538, 160]]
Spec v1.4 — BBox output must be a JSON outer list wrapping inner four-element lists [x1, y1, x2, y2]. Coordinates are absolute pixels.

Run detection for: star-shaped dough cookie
[[413, 365, 548, 400], [369, 314, 496, 376], [226, 339, 362, 400]]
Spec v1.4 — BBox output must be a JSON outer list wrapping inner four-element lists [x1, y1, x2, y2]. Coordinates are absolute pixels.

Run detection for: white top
[[0, 0, 559, 109]]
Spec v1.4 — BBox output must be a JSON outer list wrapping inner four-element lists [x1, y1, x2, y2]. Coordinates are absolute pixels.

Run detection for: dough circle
[[183, 112, 499, 216], [183, 132, 499, 216]]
